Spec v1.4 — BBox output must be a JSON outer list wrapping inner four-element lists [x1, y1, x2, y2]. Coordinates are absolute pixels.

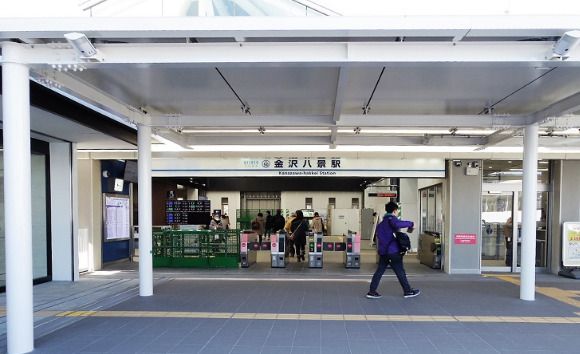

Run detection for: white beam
[[529, 91, 580, 125], [339, 114, 528, 128], [333, 67, 349, 123], [336, 135, 484, 146], [2, 42, 34, 354], [479, 128, 521, 148], [153, 128, 190, 149], [150, 114, 528, 128], [2, 16, 580, 39], [150, 114, 332, 127], [31, 70, 144, 126], [18, 42, 580, 66]]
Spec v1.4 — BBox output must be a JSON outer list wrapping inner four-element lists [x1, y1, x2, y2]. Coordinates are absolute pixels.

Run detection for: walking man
[[366, 202, 420, 299]]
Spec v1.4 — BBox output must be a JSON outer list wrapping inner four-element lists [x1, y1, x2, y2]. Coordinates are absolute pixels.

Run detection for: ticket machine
[[240, 231, 258, 268], [271, 231, 286, 268], [344, 230, 361, 268], [308, 232, 323, 268]]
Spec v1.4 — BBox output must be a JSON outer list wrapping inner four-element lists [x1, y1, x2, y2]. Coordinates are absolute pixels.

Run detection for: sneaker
[[365, 291, 382, 299], [403, 289, 421, 298]]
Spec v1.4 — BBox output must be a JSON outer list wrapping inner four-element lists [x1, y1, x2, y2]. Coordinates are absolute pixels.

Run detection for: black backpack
[[386, 216, 412, 254]]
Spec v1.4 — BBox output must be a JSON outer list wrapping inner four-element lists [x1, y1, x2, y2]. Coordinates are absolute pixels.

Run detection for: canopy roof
[[2, 16, 580, 156]]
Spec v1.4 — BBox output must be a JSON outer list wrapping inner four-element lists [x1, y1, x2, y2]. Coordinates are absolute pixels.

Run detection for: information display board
[[562, 222, 580, 267], [103, 194, 131, 241], [166, 200, 211, 225]]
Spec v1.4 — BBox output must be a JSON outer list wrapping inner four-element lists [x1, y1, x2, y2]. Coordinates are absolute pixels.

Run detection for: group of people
[[251, 209, 325, 262], [249, 203, 420, 299]]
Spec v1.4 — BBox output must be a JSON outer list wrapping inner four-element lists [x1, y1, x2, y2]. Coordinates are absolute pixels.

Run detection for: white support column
[[2, 42, 34, 353], [520, 123, 539, 301], [138, 123, 153, 296]]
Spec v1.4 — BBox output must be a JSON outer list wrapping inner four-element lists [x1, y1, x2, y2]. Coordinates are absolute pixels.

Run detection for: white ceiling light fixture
[[64, 32, 102, 61]]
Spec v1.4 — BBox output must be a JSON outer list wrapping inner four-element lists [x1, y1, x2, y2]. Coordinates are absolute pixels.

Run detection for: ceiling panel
[[341, 65, 573, 115], [73, 65, 338, 116]]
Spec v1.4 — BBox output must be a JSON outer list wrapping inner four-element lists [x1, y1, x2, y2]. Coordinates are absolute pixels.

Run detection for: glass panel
[[427, 187, 436, 231], [482, 160, 550, 184], [481, 192, 512, 267], [420, 189, 428, 233], [536, 192, 548, 267], [0, 153, 48, 287], [435, 185, 444, 233], [516, 191, 549, 267], [31, 155, 48, 279]]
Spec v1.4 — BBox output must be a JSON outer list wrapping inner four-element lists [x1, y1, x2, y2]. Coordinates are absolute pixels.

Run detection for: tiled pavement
[[1, 260, 579, 353]]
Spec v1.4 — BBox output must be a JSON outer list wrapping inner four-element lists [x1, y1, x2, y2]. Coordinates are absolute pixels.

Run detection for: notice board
[[103, 194, 131, 241], [562, 222, 580, 267]]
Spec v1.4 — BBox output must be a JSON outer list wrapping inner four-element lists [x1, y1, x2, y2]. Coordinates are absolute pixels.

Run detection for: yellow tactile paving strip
[[0, 310, 549, 324], [485, 275, 580, 308]]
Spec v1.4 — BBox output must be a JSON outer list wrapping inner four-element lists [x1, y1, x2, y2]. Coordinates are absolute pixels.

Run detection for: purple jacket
[[376, 214, 414, 255]]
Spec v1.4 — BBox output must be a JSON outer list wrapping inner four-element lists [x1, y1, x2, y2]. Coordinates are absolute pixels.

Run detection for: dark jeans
[[285, 238, 295, 257], [295, 239, 306, 259], [369, 253, 411, 294]]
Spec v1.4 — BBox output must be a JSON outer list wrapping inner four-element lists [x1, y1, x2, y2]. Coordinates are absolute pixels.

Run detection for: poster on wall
[[562, 222, 580, 267], [103, 194, 131, 241]]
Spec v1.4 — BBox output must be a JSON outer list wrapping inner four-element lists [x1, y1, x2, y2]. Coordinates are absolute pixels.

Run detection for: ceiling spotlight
[[354, 127, 361, 135], [258, 126, 266, 135], [552, 30, 580, 60], [64, 32, 100, 60], [449, 127, 458, 136]]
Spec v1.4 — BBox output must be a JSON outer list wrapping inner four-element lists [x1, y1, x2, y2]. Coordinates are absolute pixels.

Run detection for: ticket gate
[[240, 231, 258, 268], [344, 231, 361, 268], [271, 231, 286, 268], [308, 232, 323, 268]]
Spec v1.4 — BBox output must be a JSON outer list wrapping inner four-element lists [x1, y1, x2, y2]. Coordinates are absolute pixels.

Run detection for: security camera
[[64, 32, 98, 57], [552, 30, 580, 58], [453, 160, 462, 167], [473, 161, 480, 168]]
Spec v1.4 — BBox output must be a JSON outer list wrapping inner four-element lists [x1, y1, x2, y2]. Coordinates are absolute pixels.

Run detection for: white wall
[[281, 191, 362, 213], [50, 143, 78, 281], [77, 158, 102, 272], [399, 179, 419, 250], [206, 191, 241, 226]]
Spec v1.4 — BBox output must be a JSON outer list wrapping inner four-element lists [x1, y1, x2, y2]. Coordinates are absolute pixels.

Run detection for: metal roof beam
[[529, 91, 580, 125], [16, 42, 580, 66], [1, 16, 579, 39]]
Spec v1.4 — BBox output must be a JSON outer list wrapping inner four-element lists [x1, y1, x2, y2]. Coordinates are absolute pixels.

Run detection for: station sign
[[153, 157, 445, 178]]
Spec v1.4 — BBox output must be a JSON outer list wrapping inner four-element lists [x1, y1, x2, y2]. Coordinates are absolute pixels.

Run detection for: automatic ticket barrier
[[240, 231, 258, 268], [344, 231, 361, 268], [271, 231, 286, 268], [308, 232, 323, 268]]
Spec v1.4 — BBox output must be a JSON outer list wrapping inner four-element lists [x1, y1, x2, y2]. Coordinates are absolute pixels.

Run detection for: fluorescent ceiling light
[[181, 129, 330, 134], [336, 129, 495, 135], [77, 149, 138, 153]]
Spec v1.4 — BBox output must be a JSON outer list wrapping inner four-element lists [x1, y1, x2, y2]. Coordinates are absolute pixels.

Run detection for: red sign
[[454, 233, 477, 245], [368, 192, 398, 198]]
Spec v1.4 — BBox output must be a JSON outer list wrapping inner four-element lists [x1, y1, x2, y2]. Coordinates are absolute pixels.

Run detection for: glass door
[[481, 184, 520, 272]]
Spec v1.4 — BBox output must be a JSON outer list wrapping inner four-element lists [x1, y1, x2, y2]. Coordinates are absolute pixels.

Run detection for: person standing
[[311, 212, 324, 234], [367, 202, 420, 299], [253, 212, 266, 244], [290, 210, 308, 262], [284, 212, 297, 257], [265, 210, 274, 240], [272, 209, 286, 232]]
